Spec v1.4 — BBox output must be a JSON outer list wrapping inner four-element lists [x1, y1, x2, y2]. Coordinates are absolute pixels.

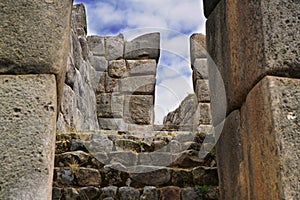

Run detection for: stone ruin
[[0, 0, 299, 200]]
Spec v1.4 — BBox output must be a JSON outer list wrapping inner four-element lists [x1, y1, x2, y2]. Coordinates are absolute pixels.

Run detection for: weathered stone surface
[[0, 75, 56, 199], [124, 95, 154, 125], [88, 55, 108, 72], [78, 36, 90, 61], [203, 0, 221, 18], [72, 4, 87, 36], [89, 133, 114, 153], [87, 36, 105, 56], [207, 0, 300, 119], [140, 186, 159, 200], [0, 1, 72, 108], [96, 93, 124, 118], [120, 76, 156, 94], [139, 152, 175, 166], [195, 79, 210, 103], [170, 168, 193, 187], [63, 188, 80, 200], [52, 187, 63, 200], [105, 34, 124, 61], [163, 94, 198, 130], [115, 139, 142, 152], [198, 103, 212, 124], [101, 186, 118, 199], [172, 150, 204, 168], [192, 166, 218, 186], [193, 58, 209, 80], [125, 33, 160, 60], [240, 76, 300, 199], [129, 166, 171, 186], [119, 187, 140, 200], [181, 187, 201, 200], [108, 59, 127, 78], [99, 118, 128, 130], [109, 151, 138, 167], [215, 110, 247, 200], [76, 168, 102, 186], [190, 33, 207, 66], [102, 164, 128, 186], [127, 60, 157, 76], [55, 151, 91, 168], [105, 73, 120, 93], [160, 186, 181, 200], [79, 186, 101, 200]]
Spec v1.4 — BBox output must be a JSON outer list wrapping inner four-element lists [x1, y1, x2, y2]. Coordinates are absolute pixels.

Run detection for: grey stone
[[52, 187, 63, 200], [129, 166, 171, 186], [0, 75, 57, 200], [89, 133, 114, 153], [60, 168, 75, 185], [99, 118, 128, 130], [192, 166, 218, 186], [120, 75, 156, 94], [105, 34, 124, 61], [139, 152, 175, 166], [193, 58, 209, 80], [108, 59, 128, 78], [174, 132, 196, 143], [0, 0, 72, 107], [170, 168, 193, 187], [105, 73, 120, 93], [124, 95, 154, 125], [125, 33, 160, 60], [79, 36, 90, 60], [97, 93, 124, 118], [96, 72, 106, 93], [88, 55, 108, 72], [190, 33, 207, 65], [101, 186, 118, 199], [79, 186, 101, 200], [55, 151, 91, 167], [169, 140, 182, 153], [140, 186, 159, 200], [127, 60, 157, 76], [109, 151, 138, 167], [115, 139, 142, 152], [72, 4, 87, 36], [63, 188, 80, 200], [61, 84, 77, 130], [181, 187, 201, 200], [202, 0, 221, 18], [88, 66, 101, 92], [172, 150, 204, 168], [119, 187, 140, 200], [65, 55, 77, 88], [102, 163, 127, 186], [198, 103, 212, 125], [87, 35, 105, 56], [76, 168, 102, 186], [195, 79, 210, 103]]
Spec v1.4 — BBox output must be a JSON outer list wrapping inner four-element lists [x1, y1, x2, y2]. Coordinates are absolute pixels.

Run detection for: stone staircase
[[52, 130, 219, 200]]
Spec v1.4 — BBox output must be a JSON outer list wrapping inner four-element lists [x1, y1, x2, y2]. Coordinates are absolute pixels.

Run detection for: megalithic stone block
[[126, 60, 157, 76], [119, 75, 156, 95], [87, 36, 106, 56], [190, 34, 207, 67], [0, 74, 57, 200], [105, 34, 124, 61], [206, 0, 300, 120], [124, 33, 160, 61], [0, 0, 73, 107]]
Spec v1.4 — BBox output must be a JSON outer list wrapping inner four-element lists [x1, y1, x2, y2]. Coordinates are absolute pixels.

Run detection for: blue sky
[[74, 0, 206, 124]]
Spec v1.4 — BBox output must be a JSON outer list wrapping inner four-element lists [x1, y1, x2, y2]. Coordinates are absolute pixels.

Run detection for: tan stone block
[[0, 75, 57, 199], [241, 76, 300, 199], [206, 0, 300, 121], [190, 33, 207, 66], [126, 60, 157, 76], [108, 59, 127, 78], [0, 0, 73, 106]]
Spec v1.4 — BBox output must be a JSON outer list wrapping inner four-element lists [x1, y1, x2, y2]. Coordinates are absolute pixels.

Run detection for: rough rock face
[[163, 94, 198, 130]]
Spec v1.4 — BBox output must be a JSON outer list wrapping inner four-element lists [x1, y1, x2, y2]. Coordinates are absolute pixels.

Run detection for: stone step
[[52, 185, 219, 200]]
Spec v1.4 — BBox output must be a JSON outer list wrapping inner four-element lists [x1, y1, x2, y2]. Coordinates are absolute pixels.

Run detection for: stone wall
[[203, 0, 300, 199], [57, 4, 160, 133], [0, 0, 73, 199]]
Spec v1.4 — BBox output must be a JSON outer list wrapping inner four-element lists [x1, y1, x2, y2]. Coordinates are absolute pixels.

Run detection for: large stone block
[[119, 75, 156, 94], [87, 36, 105, 56], [207, 0, 300, 120], [105, 34, 124, 61], [190, 34, 207, 66], [124, 95, 154, 125], [192, 59, 209, 82], [88, 55, 108, 72], [195, 79, 210, 103], [127, 60, 157, 76], [240, 76, 300, 199], [72, 4, 87, 36], [108, 59, 127, 78], [0, 75, 57, 199], [124, 33, 160, 61], [0, 0, 73, 106], [98, 118, 128, 131], [96, 93, 124, 118]]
